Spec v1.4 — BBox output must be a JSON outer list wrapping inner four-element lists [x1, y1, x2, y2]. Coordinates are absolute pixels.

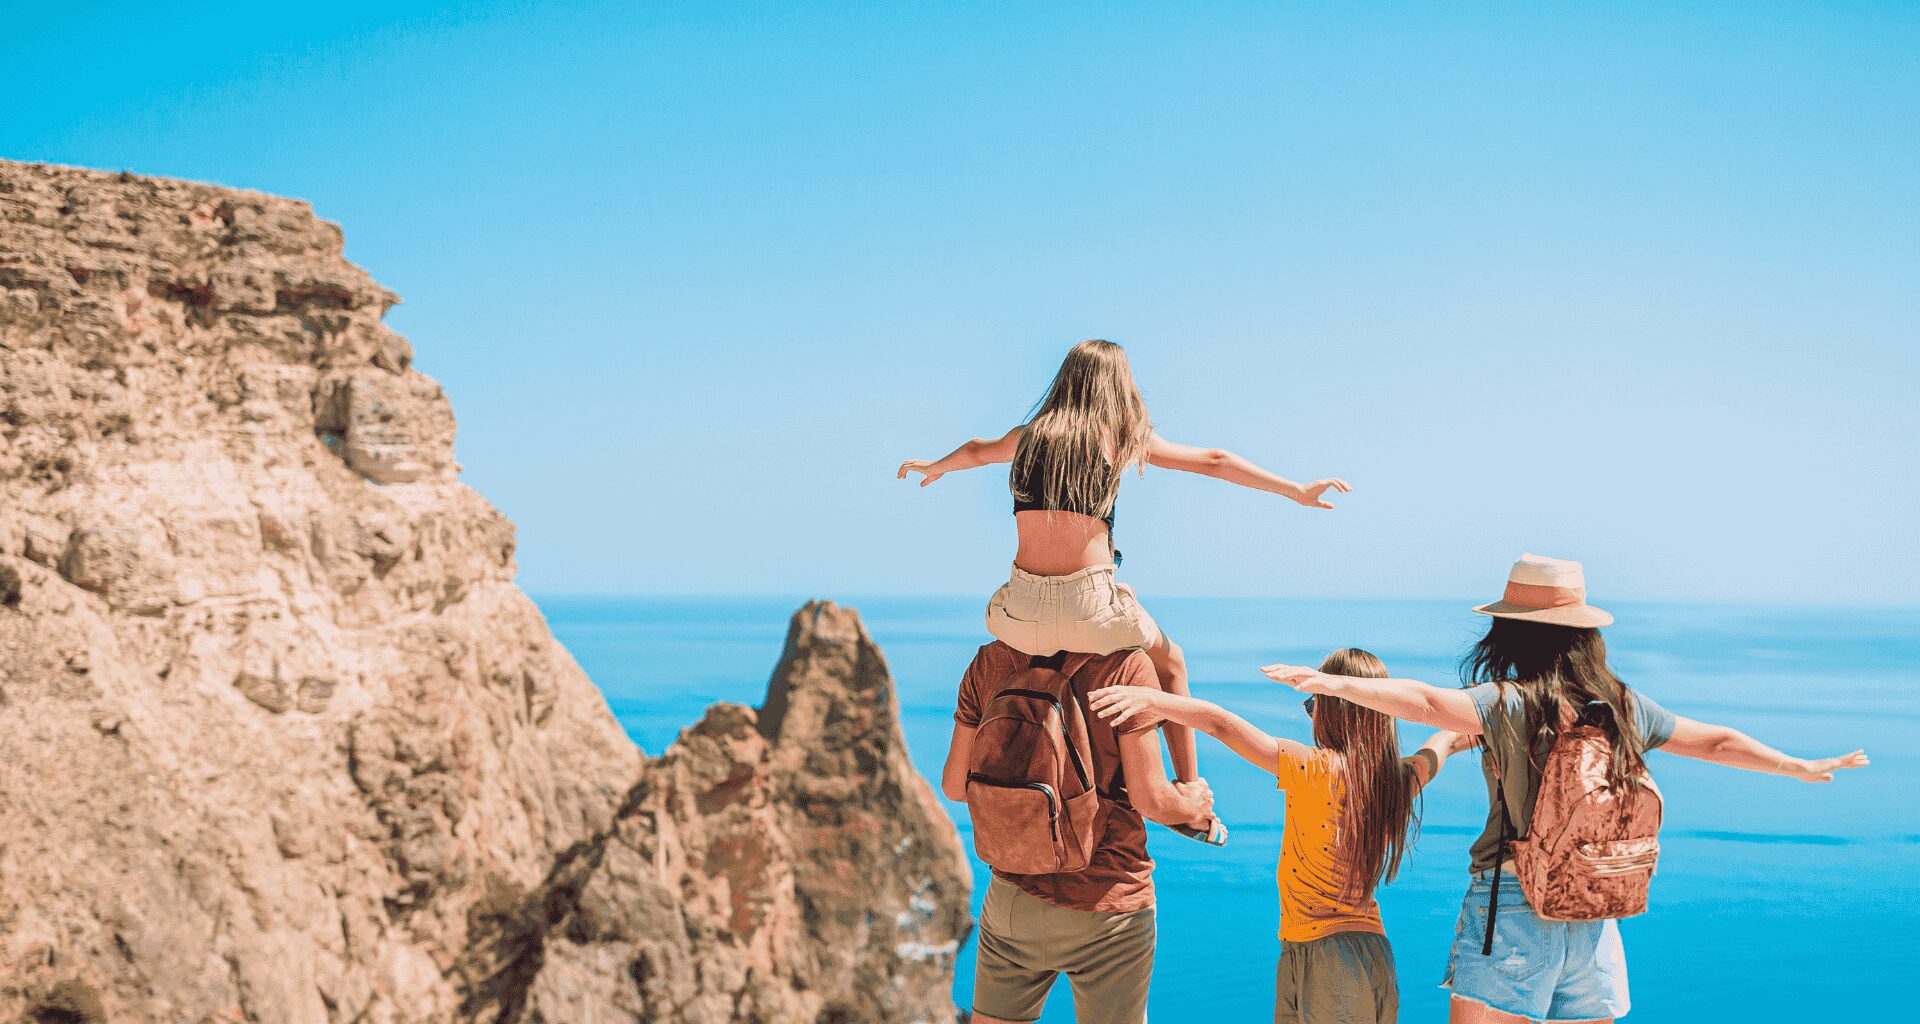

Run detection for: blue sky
[[6, 2, 1916, 603]]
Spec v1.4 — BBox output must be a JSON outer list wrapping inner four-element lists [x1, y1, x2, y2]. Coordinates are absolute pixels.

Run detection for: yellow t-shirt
[[1274, 746, 1436, 943]]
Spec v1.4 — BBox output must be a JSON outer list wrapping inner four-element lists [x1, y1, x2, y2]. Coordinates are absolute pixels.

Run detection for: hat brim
[[1472, 601, 1614, 628]]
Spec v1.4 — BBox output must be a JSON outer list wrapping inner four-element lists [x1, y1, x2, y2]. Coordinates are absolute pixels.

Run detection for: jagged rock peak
[[0, 160, 969, 1023]]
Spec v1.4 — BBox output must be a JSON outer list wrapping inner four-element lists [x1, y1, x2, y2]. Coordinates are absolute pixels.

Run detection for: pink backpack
[[1484, 702, 1664, 952]]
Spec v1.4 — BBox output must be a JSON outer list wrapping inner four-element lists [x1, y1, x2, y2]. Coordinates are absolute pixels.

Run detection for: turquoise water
[[541, 595, 1917, 1022]]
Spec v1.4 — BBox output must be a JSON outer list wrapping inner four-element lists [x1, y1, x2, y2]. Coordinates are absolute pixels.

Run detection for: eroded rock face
[[0, 160, 968, 1023], [455, 603, 973, 1024]]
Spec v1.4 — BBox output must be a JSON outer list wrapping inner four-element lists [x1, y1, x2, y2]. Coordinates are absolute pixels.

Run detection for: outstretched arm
[[1407, 730, 1476, 784], [1661, 717, 1869, 783], [1261, 663, 1483, 734], [1088, 686, 1308, 776], [898, 426, 1021, 486], [1146, 434, 1351, 508]]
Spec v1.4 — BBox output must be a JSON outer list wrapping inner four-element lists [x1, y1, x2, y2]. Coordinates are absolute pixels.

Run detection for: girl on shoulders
[[898, 339, 1351, 796]]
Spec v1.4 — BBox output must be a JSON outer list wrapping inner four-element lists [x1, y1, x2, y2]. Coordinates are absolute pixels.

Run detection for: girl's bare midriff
[[1013, 510, 1114, 576]]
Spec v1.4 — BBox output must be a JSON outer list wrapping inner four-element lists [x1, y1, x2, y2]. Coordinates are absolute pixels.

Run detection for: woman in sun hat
[[1261, 554, 1870, 1024]]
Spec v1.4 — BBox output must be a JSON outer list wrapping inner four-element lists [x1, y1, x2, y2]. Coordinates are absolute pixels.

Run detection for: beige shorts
[[974, 876, 1156, 1024], [984, 564, 1163, 657]]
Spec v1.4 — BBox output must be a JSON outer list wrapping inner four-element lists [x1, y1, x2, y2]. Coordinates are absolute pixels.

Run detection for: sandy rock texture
[[0, 160, 970, 1023]]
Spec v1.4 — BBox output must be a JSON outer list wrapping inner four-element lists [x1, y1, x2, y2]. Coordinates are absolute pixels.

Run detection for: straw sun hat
[[1472, 553, 1614, 628]]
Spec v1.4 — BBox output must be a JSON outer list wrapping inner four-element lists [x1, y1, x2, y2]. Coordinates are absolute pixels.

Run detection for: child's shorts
[[984, 563, 1162, 657], [1276, 930, 1399, 1023], [1443, 872, 1630, 1022]]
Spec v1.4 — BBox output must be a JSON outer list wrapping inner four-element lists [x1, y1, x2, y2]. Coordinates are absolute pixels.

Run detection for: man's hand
[[896, 459, 943, 486], [1294, 477, 1352, 509], [1089, 685, 1170, 730], [1172, 778, 1214, 826]]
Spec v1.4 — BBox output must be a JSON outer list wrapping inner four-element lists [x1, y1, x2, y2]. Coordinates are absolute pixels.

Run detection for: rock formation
[[0, 160, 970, 1023]]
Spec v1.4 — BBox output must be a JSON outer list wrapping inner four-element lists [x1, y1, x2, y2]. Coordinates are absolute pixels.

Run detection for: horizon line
[[525, 590, 1920, 612]]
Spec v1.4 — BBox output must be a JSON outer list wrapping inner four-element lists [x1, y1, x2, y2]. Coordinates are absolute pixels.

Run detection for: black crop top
[[1010, 443, 1122, 563]]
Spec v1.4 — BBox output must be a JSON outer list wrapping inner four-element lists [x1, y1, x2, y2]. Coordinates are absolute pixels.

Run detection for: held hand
[[1173, 777, 1214, 826], [1295, 477, 1352, 510], [896, 459, 943, 486], [1259, 664, 1341, 695], [1088, 685, 1169, 730], [1786, 749, 1870, 783]]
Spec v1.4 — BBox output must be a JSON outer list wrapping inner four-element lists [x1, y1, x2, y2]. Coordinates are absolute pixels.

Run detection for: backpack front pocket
[[1575, 838, 1659, 876], [1055, 785, 1101, 873], [1526, 837, 1659, 921], [967, 775, 1062, 875]]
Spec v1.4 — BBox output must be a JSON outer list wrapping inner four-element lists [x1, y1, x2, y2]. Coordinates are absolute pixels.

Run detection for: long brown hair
[[1314, 648, 1423, 905], [1011, 340, 1152, 517], [1460, 617, 1648, 792]]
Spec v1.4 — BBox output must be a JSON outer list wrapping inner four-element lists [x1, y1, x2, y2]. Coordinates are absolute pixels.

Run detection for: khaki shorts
[[984, 563, 1163, 657], [974, 877, 1156, 1023], [1276, 931, 1398, 1024]]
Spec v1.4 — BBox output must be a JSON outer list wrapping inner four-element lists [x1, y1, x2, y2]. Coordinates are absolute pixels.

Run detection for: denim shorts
[[1443, 872, 1630, 1022]]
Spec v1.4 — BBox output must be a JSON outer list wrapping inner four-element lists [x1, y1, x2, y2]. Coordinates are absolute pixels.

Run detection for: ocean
[[540, 595, 1916, 1022]]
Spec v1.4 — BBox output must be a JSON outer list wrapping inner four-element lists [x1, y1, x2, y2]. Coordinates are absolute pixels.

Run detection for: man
[[943, 642, 1218, 1024]]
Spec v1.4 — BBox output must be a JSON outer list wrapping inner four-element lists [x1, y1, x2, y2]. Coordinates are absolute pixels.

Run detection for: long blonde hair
[[1011, 340, 1152, 516], [1314, 648, 1424, 905]]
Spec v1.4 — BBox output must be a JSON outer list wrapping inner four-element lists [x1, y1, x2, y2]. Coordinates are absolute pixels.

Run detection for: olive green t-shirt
[[1465, 681, 1677, 874]]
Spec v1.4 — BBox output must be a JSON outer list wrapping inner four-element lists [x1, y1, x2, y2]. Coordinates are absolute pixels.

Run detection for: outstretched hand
[[1088, 685, 1168, 730], [1260, 664, 1342, 695], [1788, 749, 1870, 783], [896, 459, 943, 486], [1296, 478, 1352, 509]]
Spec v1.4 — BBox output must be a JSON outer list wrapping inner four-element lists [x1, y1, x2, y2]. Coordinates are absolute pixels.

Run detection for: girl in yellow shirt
[[1092, 648, 1472, 1024]]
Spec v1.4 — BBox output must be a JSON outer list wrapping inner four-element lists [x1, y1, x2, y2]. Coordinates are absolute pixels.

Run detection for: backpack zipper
[[967, 773, 1060, 841]]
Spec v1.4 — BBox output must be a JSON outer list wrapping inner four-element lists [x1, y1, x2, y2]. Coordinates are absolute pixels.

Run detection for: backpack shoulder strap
[[1478, 685, 1533, 837], [1479, 688, 1521, 958], [1025, 652, 1096, 793]]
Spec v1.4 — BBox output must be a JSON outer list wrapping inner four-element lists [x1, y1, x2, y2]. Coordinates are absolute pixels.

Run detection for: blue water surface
[[540, 595, 1917, 1023]]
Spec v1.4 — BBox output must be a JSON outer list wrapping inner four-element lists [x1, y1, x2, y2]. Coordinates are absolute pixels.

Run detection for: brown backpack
[[966, 652, 1106, 875], [1484, 701, 1664, 952]]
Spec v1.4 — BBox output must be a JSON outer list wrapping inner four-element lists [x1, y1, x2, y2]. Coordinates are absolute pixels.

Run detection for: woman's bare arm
[[1089, 686, 1306, 776], [1261, 664, 1483, 734], [1661, 717, 1870, 783], [1146, 434, 1350, 508], [898, 427, 1022, 486], [1407, 730, 1475, 784]]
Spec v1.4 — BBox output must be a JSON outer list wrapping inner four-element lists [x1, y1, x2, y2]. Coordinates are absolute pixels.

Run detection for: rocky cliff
[[0, 160, 970, 1023]]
